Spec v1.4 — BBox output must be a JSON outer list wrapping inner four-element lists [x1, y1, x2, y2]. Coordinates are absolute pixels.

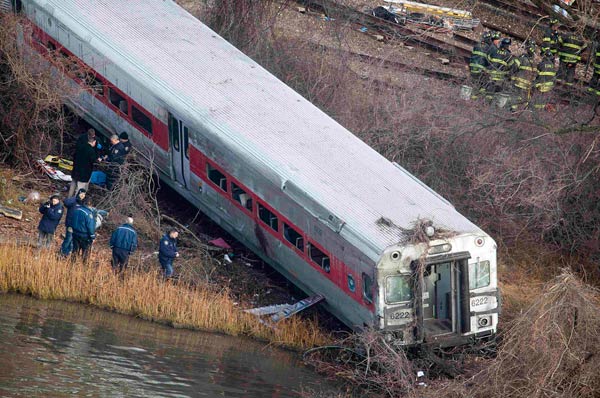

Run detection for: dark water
[[0, 294, 334, 398]]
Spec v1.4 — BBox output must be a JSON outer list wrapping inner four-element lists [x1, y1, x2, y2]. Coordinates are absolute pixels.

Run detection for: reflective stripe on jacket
[[558, 33, 585, 63], [469, 42, 489, 74], [510, 55, 537, 91], [487, 46, 512, 81], [534, 56, 557, 93]]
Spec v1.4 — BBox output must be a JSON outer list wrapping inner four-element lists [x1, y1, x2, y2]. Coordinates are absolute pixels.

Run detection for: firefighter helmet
[[526, 40, 536, 55], [500, 37, 512, 48]]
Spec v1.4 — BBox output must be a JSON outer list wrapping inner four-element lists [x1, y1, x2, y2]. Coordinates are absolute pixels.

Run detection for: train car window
[[283, 223, 303, 251], [347, 274, 356, 292], [385, 275, 413, 304], [85, 74, 105, 96], [258, 203, 279, 232], [12, 0, 23, 13], [207, 164, 227, 192], [183, 127, 189, 159], [232, 182, 252, 212], [132, 106, 153, 135], [362, 273, 373, 303], [468, 260, 490, 290], [308, 243, 330, 273], [109, 88, 128, 115], [169, 116, 179, 151]]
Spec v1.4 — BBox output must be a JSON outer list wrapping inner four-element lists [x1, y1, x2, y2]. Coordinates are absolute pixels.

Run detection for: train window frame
[[108, 87, 129, 115], [85, 73, 105, 97], [469, 260, 491, 290], [283, 223, 304, 252], [231, 182, 253, 213], [362, 273, 373, 303], [384, 275, 413, 304], [308, 242, 330, 273], [183, 126, 189, 159], [347, 273, 356, 292], [207, 162, 227, 192], [258, 202, 279, 232], [132, 105, 153, 135]]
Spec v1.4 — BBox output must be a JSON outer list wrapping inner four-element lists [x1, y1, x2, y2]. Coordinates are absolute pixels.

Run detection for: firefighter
[[487, 37, 513, 94], [508, 41, 538, 110], [557, 27, 586, 85], [541, 18, 559, 57], [532, 49, 557, 110], [468, 31, 492, 99], [587, 41, 600, 96]]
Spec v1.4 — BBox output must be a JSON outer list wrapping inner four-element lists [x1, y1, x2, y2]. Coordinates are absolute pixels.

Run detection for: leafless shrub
[[304, 329, 422, 397], [0, 14, 78, 167], [465, 270, 600, 398], [94, 159, 161, 242]]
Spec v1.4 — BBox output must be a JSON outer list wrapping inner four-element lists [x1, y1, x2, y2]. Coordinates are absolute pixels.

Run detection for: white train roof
[[39, 0, 485, 257]]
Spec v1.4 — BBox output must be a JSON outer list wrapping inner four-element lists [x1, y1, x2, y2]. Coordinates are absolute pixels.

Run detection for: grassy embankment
[[0, 243, 329, 350]]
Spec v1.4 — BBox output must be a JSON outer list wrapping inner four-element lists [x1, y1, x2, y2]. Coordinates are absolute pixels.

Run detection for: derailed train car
[[2, 0, 499, 346]]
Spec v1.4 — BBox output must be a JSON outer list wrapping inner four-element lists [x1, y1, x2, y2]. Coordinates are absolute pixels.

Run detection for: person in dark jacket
[[541, 18, 559, 57], [487, 37, 513, 93], [508, 41, 537, 110], [71, 201, 96, 263], [101, 134, 126, 190], [69, 135, 97, 196], [532, 49, 558, 110], [109, 217, 138, 273], [37, 194, 63, 248], [468, 31, 492, 99], [119, 131, 133, 156], [557, 28, 586, 85], [158, 229, 179, 278], [588, 41, 600, 96], [61, 189, 87, 257]]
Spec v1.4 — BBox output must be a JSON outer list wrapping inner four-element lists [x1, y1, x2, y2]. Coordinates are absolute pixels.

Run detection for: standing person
[[468, 31, 492, 100], [69, 135, 97, 197], [37, 194, 63, 248], [541, 18, 559, 57], [119, 132, 133, 156], [102, 134, 126, 190], [61, 188, 87, 257], [557, 27, 586, 86], [487, 37, 513, 94], [158, 229, 179, 279], [109, 217, 138, 273], [508, 41, 538, 110], [532, 49, 558, 110], [71, 199, 96, 263], [587, 41, 600, 96]]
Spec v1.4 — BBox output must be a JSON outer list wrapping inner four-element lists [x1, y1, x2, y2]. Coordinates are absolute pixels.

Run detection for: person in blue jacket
[[71, 201, 96, 263], [158, 229, 179, 278], [61, 189, 87, 257], [37, 194, 63, 248], [109, 217, 138, 273]]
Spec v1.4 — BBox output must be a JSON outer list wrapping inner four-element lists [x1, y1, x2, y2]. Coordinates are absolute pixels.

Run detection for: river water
[[0, 294, 335, 397]]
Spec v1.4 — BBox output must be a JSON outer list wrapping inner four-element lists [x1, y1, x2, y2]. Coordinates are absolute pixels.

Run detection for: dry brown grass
[[442, 269, 600, 398], [0, 243, 330, 350]]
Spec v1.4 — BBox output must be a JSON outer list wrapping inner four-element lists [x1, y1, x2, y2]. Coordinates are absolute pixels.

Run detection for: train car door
[[168, 113, 191, 189]]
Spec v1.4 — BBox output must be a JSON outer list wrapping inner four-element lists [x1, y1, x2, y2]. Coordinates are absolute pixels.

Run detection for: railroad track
[[324, 44, 465, 81], [480, 0, 544, 21], [300, 0, 474, 62]]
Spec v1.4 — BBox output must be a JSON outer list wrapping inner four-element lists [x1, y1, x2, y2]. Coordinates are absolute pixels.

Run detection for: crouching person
[[37, 194, 63, 248], [109, 217, 138, 273], [158, 229, 179, 279]]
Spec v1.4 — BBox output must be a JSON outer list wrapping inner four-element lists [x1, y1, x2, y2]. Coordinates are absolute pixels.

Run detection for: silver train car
[[2, 0, 499, 346]]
